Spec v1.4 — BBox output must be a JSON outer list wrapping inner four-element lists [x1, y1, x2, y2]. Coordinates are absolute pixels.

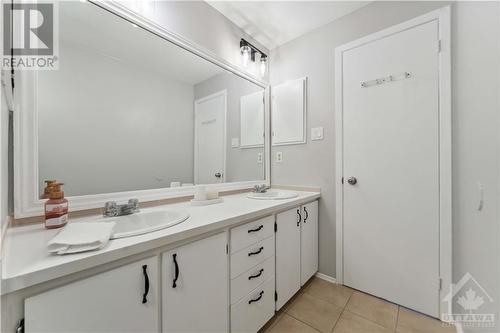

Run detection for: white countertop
[[2, 190, 319, 294]]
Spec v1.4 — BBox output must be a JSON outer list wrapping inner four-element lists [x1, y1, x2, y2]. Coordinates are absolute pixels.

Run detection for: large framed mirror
[[14, 1, 270, 218]]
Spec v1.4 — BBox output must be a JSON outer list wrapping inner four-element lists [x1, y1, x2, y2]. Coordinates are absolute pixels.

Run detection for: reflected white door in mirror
[[194, 90, 227, 184]]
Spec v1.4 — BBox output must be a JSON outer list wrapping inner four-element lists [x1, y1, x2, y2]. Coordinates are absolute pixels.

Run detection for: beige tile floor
[[260, 277, 456, 333]]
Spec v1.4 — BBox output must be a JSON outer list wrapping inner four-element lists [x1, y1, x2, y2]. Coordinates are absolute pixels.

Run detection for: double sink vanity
[[2, 190, 320, 332]]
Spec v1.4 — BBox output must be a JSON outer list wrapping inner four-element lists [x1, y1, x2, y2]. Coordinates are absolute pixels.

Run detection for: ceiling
[[207, 1, 371, 50], [60, 2, 223, 85]]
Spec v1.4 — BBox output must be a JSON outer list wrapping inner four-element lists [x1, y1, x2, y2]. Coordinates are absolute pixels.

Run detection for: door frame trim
[[194, 89, 228, 185], [334, 6, 451, 317]]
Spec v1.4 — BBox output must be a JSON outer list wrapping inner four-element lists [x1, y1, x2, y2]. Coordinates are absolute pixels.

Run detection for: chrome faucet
[[253, 184, 270, 193], [103, 199, 140, 217]]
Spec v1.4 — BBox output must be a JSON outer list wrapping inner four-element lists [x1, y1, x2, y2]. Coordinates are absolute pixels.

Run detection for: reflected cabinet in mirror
[[15, 1, 269, 217]]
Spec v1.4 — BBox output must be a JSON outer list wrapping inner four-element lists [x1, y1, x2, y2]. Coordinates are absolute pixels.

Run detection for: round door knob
[[215, 172, 222, 178], [347, 177, 357, 185]]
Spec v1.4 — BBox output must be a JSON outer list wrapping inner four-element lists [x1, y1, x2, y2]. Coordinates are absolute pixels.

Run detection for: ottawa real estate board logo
[[442, 273, 495, 329], [2, 2, 59, 70]]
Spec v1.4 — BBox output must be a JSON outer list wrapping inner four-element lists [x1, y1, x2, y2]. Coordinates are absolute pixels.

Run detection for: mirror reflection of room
[[37, 2, 265, 197]]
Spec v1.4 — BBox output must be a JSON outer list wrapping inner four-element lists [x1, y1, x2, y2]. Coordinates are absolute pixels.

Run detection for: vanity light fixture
[[241, 44, 251, 67], [240, 38, 267, 75], [260, 55, 267, 76]]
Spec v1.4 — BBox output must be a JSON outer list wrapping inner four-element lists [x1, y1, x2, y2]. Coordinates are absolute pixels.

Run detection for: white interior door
[[341, 21, 440, 316], [195, 90, 226, 184]]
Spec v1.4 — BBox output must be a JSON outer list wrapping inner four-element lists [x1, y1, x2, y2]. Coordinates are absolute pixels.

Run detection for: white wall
[[38, 42, 195, 196], [451, 2, 500, 329], [270, 2, 499, 328], [194, 72, 265, 182]]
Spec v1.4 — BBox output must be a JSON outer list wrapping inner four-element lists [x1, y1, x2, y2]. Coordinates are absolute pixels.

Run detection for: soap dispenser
[[44, 183, 69, 229], [41, 180, 57, 199]]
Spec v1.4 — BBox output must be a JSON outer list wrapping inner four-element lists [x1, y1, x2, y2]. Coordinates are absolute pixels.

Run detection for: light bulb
[[241, 45, 251, 67], [260, 56, 267, 76]]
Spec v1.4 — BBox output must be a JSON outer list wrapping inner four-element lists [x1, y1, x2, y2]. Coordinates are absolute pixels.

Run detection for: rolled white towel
[[47, 222, 116, 255]]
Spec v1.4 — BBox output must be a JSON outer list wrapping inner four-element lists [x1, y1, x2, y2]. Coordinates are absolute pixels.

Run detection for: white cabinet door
[[162, 232, 228, 333], [25, 257, 159, 333], [275, 207, 301, 310], [301, 201, 318, 285]]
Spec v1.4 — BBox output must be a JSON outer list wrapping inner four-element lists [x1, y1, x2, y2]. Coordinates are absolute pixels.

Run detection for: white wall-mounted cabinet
[[271, 77, 307, 146], [162, 232, 228, 333], [25, 257, 159, 333], [276, 201, 318, 310]]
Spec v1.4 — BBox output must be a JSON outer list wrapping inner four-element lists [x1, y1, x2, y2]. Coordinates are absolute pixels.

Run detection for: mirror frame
[[14, 0, 270, 218]]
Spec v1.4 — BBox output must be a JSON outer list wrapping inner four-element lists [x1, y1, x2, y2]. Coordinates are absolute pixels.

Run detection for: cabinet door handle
[[248, 268, 264, 280], [248, 246, 264, 256], [248, 291, 264, 304], [142, 265, 149, 304], [297, 209, 302, 226], [172, 253, 179, 288], [248, 225, 264, 233], [303, 207, 309, 223]]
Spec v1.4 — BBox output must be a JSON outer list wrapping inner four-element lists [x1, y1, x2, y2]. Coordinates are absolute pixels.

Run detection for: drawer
[[231, 277, 275, 333], [231, 256, 275, 304], [231, 236, 274, 279], [230, 216, 274, 254]]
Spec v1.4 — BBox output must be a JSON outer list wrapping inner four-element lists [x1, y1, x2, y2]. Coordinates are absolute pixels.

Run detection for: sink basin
[[247, 191, 298, 200], [97, 210, 189, 239]]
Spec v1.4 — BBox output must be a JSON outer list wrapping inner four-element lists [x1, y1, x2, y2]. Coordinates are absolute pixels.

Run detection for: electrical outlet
[[276, 152, 283, 163]]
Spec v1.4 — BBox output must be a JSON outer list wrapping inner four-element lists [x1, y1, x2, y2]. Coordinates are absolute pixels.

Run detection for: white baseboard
[[315, 272, 337, 284]]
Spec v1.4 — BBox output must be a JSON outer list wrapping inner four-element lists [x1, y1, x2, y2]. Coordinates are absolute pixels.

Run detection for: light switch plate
[[311, 127, 324, 141], [276, 152, 283, 163], [257, 153, 263, 164], [231, 138, 239, 148]]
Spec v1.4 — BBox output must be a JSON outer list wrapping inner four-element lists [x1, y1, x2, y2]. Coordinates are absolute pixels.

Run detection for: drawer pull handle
[[248, 291, 264, 304], [142, 265, 149, 304], [248, 269, 264, 280], [173, 253, 179, 288], [248, 247, 264, 256], [297, 209, 302, 227], [248, 225, 264, 233], [303, 207, 309, 223]]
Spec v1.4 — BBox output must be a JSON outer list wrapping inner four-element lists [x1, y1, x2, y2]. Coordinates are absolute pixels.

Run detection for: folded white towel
[[47, 222, 116, 255]]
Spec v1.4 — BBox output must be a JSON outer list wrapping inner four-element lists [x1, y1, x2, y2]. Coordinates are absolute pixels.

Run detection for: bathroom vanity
[[2, 1, 320, 332], [2, 190, 319, 332]]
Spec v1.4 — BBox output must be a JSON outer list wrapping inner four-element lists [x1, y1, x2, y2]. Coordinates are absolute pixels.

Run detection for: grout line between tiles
[[283, 312, 322, 333], [341, 308, 397, 332], [330, 289, 353, 332]]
